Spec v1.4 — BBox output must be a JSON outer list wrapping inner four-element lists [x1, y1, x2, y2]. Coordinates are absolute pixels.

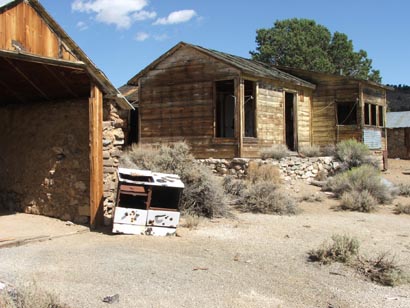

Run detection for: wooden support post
[[89, 84, 104, 229]]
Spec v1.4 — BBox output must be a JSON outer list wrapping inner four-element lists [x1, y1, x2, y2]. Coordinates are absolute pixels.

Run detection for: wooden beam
[[4, 57, 50, 101], [89, 84, 104, 229], [0, 49, 86, 70], [42, 64, 79, 98]]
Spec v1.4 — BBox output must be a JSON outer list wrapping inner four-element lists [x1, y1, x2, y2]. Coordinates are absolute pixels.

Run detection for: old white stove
[[112, 168, 184, 236]]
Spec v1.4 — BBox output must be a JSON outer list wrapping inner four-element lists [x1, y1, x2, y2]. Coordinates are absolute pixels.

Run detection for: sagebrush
[[394, 203, 410, 215], [260, 144, 289, 160], [340, 190, 377, 212], [239, 181, 298, 215], [0, 281, 67, 308], [308, 234, 360, 264], [334, 139, 377, 170], [298, 144, 321, 157], [356, 253, 409, 286], [324, 165, 393, 205], [120, 142, 227, 218]]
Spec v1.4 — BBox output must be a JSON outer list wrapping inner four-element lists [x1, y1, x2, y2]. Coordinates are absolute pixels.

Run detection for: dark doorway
[[128, 108, 139, 144], [285, 92, 295, 151], [244, 80, 256, 137], [215, 80, 235, 138]]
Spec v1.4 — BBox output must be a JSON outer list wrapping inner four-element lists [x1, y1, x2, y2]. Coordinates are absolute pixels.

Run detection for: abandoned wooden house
[[386, 111, 410, 159], [122, 42, 389, 167], [0, 0, 133, 228], [121, 42, 316, 158]]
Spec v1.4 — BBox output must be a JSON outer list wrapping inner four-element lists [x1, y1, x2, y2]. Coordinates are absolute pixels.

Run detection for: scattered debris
[[102, 294, 119, 304], [192, 267, 209, 271]]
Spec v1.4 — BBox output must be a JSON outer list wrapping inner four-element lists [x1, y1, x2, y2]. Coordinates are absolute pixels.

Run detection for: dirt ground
[[0, 159, 410, 308]]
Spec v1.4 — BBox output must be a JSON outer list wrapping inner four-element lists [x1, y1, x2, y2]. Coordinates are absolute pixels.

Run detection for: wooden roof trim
[[0, 49, 86, 69], [128, 41, 316, 90], [127, 42, 186, 85], [1, 0, 133, 110]]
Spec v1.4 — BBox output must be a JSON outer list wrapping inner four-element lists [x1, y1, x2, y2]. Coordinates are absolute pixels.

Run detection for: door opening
[[215, 80, 235, 138], [128, 108, 139, 144], [285, 92, 295, 151]]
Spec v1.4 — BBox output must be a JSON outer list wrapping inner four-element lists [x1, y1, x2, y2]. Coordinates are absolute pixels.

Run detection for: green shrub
[[356, 253, 410, 286], [398, 183, 410, 197], [260, 144, 289, 160], [320, 144, 336, 157], [120, 142, 228, 218], [335, 139, 377, 169], [308, 234, 360, 264], [394, 203, 410, 215], [299, 144, 321, 157], [239, 181, 298, 215], [325, 165, 393, 204], [340, 190, 377, 212], [246, 161, 282, 184]]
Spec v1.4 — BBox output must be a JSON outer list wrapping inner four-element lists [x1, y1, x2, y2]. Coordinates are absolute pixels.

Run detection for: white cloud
[[133, 10, 157, 21], [76, 21, 89, 31], [72, 0, 149, 29], [135, 32, 150, 41], [154, 10, 197, 25]]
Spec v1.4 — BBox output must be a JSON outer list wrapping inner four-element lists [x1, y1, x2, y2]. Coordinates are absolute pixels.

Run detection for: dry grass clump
[[356, 253, 409, 287], [246, 161, 282, 184], [0, 281, 68, 308], [260, 144, 290, 160], [181, 214, 202, 230], [308, 234, 360, 264], [239, 181, 298, 215], [340, 190, 377, 212], [120, 142, 227, 218], [325, 165, 394, 206], [222, 176, 246, 196], [334, 139, 377, 170], [394, 203, 410, 215], [300, 193, 324, 203], [298, 144, 321, 157], [308, 236, 409, 287], [398, 183, 410, 197]]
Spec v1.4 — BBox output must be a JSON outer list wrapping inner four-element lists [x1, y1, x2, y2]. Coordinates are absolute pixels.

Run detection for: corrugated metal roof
[[386, 111, 410, 128]]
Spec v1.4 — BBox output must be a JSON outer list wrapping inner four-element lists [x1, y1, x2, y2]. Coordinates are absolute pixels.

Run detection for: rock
[[113, 128, 125, 140]]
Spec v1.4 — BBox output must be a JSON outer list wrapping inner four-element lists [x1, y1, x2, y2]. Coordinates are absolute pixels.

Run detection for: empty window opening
[[364, 103, 370, 125], [337, 101, 357, 125], [117, 194, 147, 210], [378, 106, 384, 127], [128, 108, 139, 145], [244, 80, 256, 138], [371, 104, 377, 126], [285, 92, 295, 151], [215, 80, 235, 138]]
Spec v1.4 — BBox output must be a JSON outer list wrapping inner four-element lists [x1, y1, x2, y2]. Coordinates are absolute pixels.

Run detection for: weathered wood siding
[[297, 90, 312, 147], [139, 46, 239, 158], [311, 80, 360, 146], [0, 1, 77, 61]]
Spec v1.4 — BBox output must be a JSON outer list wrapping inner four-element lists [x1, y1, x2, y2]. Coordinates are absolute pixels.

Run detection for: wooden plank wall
[[0, 2, 76, 61], [311, 80, 360, 146], [89, 85, 104, 229], [297, 90, 312, 147], [139, 46, 239, 158]]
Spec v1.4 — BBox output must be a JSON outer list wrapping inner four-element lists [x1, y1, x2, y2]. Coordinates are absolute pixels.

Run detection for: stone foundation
[[198, 156, 340, 181]]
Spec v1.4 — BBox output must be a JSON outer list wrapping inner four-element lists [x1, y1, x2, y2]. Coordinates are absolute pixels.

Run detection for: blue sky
[[4, 0, 409, 87]]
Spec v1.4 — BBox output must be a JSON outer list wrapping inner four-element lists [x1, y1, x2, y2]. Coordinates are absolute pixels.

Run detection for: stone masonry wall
[[102, 101, 129, 223], [0, 99, 89, 222], [198, 156, 340, 181]]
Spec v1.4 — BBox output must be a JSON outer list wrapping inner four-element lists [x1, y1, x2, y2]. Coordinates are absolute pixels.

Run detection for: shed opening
[[285, 92, 295, 151], [215, 80, 235, 138]]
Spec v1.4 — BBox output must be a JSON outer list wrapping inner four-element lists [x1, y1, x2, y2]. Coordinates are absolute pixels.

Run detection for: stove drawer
[[145, 226, 177, 237], [113, 207, 147, 226], [146, 210, 180, 228], [112, 223, 146, 235]]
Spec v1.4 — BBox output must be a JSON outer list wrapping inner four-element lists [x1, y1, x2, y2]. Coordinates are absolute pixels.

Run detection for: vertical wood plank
[[238, 78, 244, 157], [89, 84, 104, 229]]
